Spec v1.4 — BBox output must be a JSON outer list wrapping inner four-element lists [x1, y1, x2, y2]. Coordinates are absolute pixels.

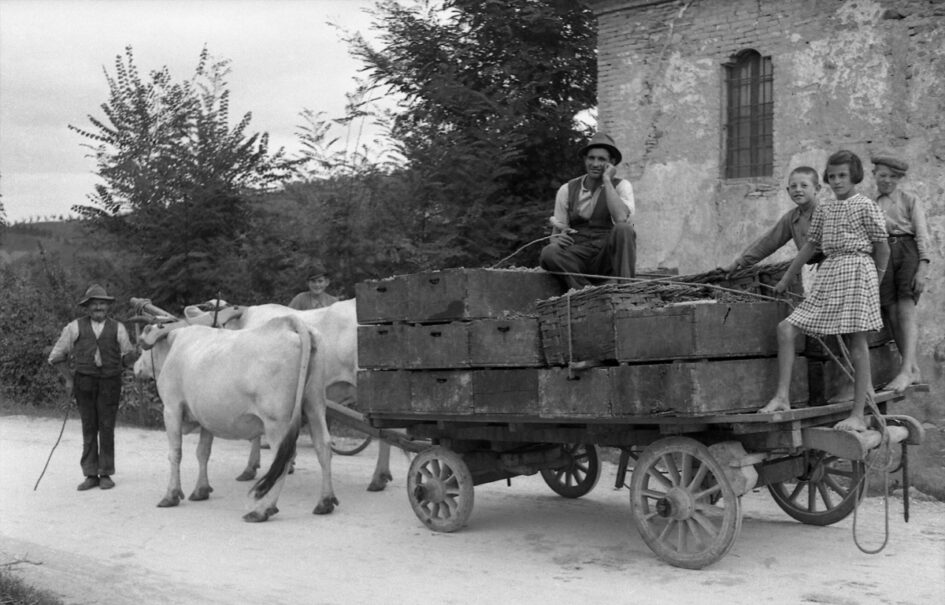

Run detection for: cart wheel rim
[[630, 437, 742, 569]]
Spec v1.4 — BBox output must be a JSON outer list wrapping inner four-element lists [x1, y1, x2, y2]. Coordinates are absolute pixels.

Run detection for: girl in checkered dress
[[759, 150, 890, 432]]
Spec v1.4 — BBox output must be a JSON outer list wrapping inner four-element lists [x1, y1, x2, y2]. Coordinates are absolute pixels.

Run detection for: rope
[[490, 236, 554, 269]]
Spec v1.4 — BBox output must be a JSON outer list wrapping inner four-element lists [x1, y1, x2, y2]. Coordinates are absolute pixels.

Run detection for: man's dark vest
[[75, 317, 122, 377], [566, 176, 623, 230]]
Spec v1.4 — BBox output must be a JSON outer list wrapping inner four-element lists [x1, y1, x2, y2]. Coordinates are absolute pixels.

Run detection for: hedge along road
[[1, 414, 944, 605]]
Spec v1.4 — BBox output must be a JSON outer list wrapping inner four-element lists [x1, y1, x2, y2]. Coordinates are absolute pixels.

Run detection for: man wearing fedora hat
[[48, 284, 136, 491], [540, 132, 636, 289], [288, 261, 339, 310]]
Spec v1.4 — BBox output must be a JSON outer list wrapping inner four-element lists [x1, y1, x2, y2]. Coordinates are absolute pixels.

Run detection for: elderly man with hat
[[48, 284, 136, 491], [539, 132, 636, 290], [871, 150, 932, 392], [288, 261, 339, 310]]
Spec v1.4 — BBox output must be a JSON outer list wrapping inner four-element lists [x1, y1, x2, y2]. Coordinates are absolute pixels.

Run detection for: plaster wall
[[590, 0, 945, 497]]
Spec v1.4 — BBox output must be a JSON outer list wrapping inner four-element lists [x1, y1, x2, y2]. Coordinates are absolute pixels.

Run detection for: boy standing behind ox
[[762, 150, 890, 432], [871, 151, 932, 392]]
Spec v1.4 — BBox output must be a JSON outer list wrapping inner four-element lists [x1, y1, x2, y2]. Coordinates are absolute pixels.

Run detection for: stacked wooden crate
[[535, 270, 808, 416], [356, 263, 898, 420], [355, 268, 564, 418]]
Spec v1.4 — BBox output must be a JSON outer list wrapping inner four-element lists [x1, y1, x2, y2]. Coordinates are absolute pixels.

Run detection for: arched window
[[724, 50, 773, 178]]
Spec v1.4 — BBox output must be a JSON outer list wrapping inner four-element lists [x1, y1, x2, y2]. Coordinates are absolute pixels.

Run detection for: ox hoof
[[265, 505, 279, 518], [312, 496, 339, 515], [242, 510, 270, 523], [366, 472, 393, 492], [157, 492, 183, 508], [235, 469, 257, 482], [188, 486, 214, 501]]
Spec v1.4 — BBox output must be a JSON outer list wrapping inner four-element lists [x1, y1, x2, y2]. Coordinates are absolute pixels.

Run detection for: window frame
[[722, 50, 774, 180]]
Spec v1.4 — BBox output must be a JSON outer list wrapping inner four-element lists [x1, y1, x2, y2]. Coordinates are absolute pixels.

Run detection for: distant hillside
[[0, 220, 95, 267]]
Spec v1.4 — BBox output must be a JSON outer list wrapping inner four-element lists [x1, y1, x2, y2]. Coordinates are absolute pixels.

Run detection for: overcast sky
[[0, 0, 383, 222]]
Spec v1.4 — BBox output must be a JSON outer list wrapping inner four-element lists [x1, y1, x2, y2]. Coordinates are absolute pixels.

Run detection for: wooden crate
[[540, 299, 799, 365], [357, 324, 408, 369], [473, 369, 541, 415], [360, 318, 544, 369], [356, 276, 411, 323], [406, 323, 469, 369], [357, 370, 410, 413], [469, 318, 543, 367], [409, 370, 475, 414], [538, 367, 613, 418], [610, 357, 809, 416], [407, 268, 564, 321], [807, 342, 900, 404]]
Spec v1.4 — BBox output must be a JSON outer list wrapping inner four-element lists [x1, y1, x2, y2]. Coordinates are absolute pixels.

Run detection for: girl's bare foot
[[834, 414, 868, 432], [758, 396, 791, 414], [885, 372, 912, 393]]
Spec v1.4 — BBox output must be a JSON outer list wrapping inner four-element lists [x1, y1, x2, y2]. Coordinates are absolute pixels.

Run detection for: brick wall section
[[588, 0, 945, 498]]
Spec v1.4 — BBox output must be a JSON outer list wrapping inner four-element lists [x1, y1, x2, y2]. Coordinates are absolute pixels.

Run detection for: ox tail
[[251, 316, 313, 500]]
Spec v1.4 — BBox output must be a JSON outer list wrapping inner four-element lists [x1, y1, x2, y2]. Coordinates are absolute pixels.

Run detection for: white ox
[[182, 299, 393, 493], [135, 315, 339, 521]]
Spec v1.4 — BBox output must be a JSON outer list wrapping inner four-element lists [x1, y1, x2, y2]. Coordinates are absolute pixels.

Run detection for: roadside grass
[[0, 567, 65, 605]]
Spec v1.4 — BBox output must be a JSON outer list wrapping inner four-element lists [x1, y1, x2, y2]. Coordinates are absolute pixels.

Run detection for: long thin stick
[[34, 407, 70, 491]]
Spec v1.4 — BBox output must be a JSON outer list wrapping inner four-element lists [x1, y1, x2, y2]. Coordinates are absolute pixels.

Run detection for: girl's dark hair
[[790, 166, 820, 187], [824, 150, 864, 184]]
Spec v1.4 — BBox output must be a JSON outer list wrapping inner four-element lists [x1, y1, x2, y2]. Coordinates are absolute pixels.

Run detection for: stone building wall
[[588, 0, 944, 497]]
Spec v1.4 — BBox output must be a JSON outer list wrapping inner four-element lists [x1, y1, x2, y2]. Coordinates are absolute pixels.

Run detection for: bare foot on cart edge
[[834, 414, 868, 432], [758, 396, 791, 414], [885, 372, 913, 393]]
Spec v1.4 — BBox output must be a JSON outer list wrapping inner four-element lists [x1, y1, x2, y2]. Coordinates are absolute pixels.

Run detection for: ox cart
[[335, 267, 927, 569]]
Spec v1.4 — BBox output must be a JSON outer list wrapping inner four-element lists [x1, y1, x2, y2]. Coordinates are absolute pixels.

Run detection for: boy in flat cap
[[48, 284, 136, 490], [288, 261, 339, 310], [871, 151, 931, 391], [539, 132, 636, 289]]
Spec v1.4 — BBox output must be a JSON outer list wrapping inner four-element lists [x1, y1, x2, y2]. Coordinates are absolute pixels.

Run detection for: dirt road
[[1, 414, 943, 605]]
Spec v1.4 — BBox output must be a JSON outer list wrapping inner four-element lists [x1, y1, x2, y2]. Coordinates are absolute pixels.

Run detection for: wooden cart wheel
[[767, 449, 865, 526], [326, 414, 372, 456], [540, 443, 602, 499], [629, 437, 742, 570], [407, 446, 474, 533]]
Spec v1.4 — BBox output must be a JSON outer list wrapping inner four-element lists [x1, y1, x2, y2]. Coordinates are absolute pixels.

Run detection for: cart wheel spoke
[[661, 453, 682, 486], [691, 510, 719, 538], [816, 481, 835, 510], [686, 459, 707, 490], [694, 483, 722, 502], [821, 473, 849, 497]]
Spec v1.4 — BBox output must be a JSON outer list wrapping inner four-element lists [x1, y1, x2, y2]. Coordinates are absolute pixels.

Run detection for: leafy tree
[[346, 0, 598, 268], [69, 46, 300, 309]]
